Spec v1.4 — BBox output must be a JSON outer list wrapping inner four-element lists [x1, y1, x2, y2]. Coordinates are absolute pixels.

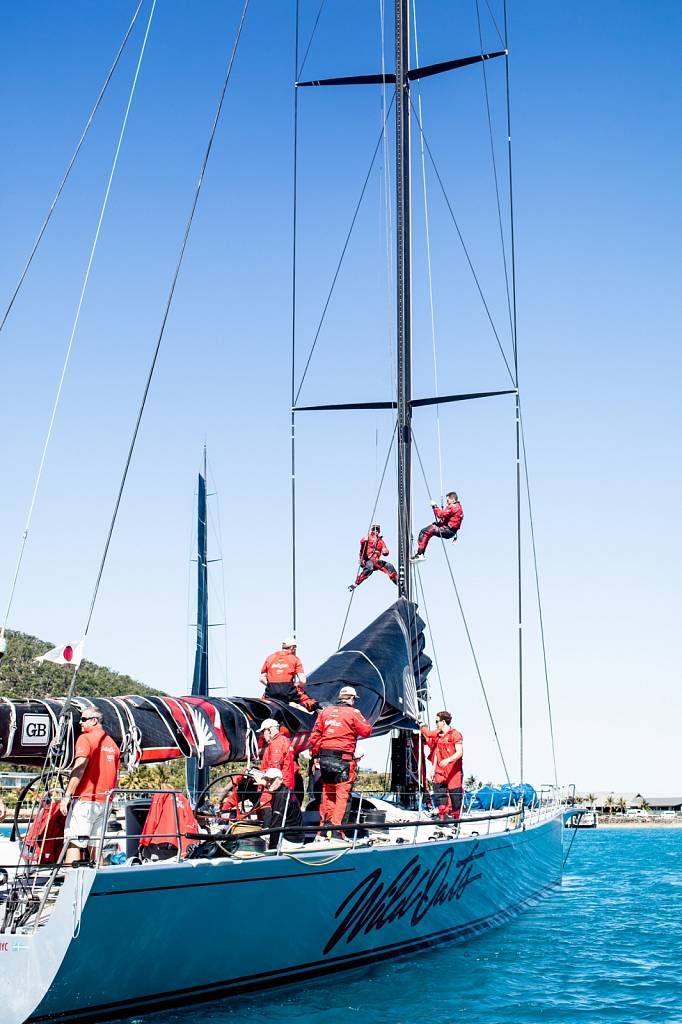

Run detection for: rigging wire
[[207, 454, 231, 696], [562, 822, 580, 868], [414, 566, 446, 711], [520, 407, 558, 785], [294, 95, 396, 406], [474, 0, 514, 346], [290, 0, 301, 632], [408, 98, 515, 386], [503, 0, 525, 785], [338, 421, 398, 649], [483, 0, 506, 51], [502, 0, 519, 371], [412, 431, 511, 784], [379, 0, 397, 416], [58, 0, 251, 709], [0, 0, 157, 641], [411, 0, 444, 502], [0, 0, 146, 341], [296, 0, 327, 80]]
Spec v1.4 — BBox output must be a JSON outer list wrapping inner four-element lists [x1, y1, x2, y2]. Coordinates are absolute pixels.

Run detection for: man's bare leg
[[63, 843, 82, 865]]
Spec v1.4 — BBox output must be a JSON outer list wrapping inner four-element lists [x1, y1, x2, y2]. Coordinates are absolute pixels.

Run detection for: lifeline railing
[[94, 788, 186, 866], [91, 782, 568, 862], [0, 783, 570, 933]]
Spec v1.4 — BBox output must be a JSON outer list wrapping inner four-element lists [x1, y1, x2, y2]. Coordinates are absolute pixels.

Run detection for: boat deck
[[0, 789, 568, 938]]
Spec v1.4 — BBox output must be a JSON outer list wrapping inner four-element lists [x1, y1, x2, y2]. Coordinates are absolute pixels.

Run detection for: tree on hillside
[[0, 629, 166, 700]]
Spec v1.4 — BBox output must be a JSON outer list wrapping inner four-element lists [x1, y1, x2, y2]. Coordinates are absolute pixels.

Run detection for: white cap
[[339, 686, 357, 699], [257, 718, 280, 733], [282, 636, 297, 647], [262, 767, 283, 781]]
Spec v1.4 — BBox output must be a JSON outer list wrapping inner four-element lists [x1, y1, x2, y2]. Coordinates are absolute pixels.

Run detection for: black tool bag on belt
[[319, 749, 351, 784]]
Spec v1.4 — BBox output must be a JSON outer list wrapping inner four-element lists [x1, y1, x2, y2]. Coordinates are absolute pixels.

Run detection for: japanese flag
[[35, 639, 85, 666]]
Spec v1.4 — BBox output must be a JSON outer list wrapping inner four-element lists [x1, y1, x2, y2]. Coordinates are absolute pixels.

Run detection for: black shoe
[[348, 584, 356, 592]]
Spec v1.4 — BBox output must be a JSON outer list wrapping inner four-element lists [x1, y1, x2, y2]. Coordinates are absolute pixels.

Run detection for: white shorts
[[64, 800, 108, 849]]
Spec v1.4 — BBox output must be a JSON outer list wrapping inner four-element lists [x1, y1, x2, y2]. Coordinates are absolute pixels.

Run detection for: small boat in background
[[565, 808, 598, 829]]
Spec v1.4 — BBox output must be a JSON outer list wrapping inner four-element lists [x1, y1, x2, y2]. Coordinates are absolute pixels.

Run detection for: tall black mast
[[295, 5, 511, 799], [395, 0, 412, 599], [188, 445, 209, 807]]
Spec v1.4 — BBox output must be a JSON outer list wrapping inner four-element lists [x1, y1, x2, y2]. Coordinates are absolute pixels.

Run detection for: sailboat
[[0, 4, 569, 1022]]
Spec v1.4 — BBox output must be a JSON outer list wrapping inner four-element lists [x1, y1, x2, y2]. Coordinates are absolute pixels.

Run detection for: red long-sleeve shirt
[[261, 651, 305, 683], [261, 733, 296, 789], [433, 502, 463, 532], [420, 725, 464, 785], [310, 702, 372, 756], [360, 532, 389, 564]]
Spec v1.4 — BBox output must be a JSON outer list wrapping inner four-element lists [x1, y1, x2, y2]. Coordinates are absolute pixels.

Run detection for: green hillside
[[0, 630, 166, 700]]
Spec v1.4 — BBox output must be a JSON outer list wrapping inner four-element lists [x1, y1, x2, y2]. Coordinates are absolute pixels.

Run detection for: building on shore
[[0, 771, 34, 791], [575, 792, 682, 815], [645, 797, 682, 813]]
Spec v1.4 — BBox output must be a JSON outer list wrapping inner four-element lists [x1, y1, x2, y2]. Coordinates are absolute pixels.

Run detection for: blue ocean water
[[114, 828, 682, 1024]]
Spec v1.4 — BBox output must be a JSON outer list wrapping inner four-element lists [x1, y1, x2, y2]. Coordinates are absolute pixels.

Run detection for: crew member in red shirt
[[59, 708, 120, 864], [421, 710, 464, 821], [258, 719, 295, 789], [411, 491, 464, 560], [309, 685, 372, 838], [349, 525, 398, 592], [260, 637, 315, 708]]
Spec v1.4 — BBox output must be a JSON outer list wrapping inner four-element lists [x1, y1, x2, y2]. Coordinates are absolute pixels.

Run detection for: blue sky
[[1, 1, 680, 793]]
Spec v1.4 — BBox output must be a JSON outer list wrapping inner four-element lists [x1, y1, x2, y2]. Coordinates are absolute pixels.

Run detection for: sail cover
[[0, 600, 429, 769]]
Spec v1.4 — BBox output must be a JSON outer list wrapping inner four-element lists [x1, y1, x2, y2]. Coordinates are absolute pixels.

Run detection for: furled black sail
[[305, 598, 430, 730], [0, 600, 429, 769]]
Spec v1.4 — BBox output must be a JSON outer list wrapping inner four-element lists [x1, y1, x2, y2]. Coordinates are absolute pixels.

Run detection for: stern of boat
[[0, 866, 96, 1024]]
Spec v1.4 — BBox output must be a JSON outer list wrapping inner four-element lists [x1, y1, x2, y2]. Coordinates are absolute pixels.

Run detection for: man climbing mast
[[411, 491, 463, 561], [348, 524, 398, 592]]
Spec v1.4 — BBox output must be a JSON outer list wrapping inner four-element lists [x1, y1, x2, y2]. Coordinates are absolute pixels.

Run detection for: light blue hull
[[4, 813, 564, 1024]]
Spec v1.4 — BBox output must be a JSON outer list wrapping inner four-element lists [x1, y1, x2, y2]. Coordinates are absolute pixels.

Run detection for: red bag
[[21, 799, 65, 865]]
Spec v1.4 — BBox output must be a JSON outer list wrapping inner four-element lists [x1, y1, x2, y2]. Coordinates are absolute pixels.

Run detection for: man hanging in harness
[[259, 637, 317, 710], [348, 524, 398, 592], [411, 491, 463, 561]]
